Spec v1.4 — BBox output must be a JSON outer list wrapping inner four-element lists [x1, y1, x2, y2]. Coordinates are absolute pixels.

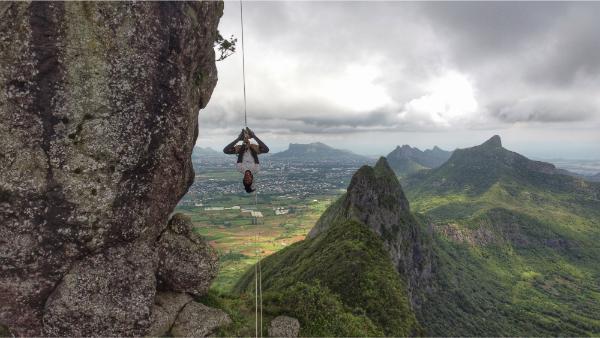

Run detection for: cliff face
[[0, 2, 222, 335]]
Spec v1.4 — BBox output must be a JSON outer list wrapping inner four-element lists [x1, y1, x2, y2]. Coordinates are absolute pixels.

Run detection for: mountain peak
[[387, 144, 452, 175], [481, 135, 502, 148], [374, 156, 396, 178], [308, 156, 409, 238]]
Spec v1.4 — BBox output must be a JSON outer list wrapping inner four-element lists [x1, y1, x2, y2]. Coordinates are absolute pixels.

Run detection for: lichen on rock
[[146, 291, 194, 337], [0, 1, 223, 336], [156, 213, 219, 296], [268, 316, 300, 337], [170, 301, 232, 337], [43, 243, 158, 337]]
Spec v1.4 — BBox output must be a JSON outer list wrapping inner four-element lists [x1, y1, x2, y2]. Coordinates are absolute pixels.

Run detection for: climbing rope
[[254, 190, 263, 337], [253, 190, 263, 337], [240, 0, 248, 127], [239, 0, 263, 336]]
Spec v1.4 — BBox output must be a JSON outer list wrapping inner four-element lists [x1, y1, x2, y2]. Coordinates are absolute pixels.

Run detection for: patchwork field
[[175, 193, 339, 293]]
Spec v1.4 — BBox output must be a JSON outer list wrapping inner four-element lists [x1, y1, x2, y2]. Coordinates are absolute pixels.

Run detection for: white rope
[[257, 190, 263, 337], [240, 0, 248, 127], [240, 1, 262, 336], [253, 190, 263, 338]]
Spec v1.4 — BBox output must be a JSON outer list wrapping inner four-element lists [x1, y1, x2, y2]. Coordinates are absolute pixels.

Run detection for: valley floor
[[176, 193, 339, 293]]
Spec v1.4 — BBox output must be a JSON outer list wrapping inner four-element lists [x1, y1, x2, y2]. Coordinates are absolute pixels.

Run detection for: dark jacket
[[223, 134, 269, 164]]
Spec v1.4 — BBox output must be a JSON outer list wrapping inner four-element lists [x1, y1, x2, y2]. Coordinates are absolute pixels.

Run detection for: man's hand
[[245, 127, 255, 138], [238, 129, 246, 140]]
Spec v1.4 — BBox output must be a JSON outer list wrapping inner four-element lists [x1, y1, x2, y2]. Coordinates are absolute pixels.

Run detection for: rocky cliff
[[308, 158, 433, 308], [0, 2, 222, 335]]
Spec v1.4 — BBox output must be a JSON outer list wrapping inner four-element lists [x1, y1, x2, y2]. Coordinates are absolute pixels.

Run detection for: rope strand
[[240, 1, 262, 336], [240, 0, 248, 127]]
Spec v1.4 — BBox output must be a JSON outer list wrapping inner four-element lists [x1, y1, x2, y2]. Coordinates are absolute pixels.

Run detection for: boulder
[[268, 316, 300, 337], [0, 2, 221, 335], [146, 292, 193, 337], [156, 214, 218, 296], [43, 243, 158, 336], [170, 301, 232, 337]]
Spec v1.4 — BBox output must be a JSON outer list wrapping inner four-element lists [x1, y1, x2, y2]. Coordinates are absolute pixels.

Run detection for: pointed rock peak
[[374, 157, 394, 175], [482, 135, 502, 148]]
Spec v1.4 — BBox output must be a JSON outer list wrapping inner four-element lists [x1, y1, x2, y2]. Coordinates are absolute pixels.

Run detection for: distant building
[[205, 207, 224, 211], [274, 207, 289, 215], [250, 211, 263, 225]]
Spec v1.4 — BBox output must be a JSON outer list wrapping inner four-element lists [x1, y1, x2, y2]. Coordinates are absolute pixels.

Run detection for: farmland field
[[176, 193, 339, 292]]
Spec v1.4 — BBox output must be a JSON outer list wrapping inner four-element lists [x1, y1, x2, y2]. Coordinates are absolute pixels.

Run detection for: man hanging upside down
[[223, 127, 269, 193]]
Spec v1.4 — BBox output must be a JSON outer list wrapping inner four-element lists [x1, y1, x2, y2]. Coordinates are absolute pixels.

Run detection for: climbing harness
[[239, 1, 263, 336]]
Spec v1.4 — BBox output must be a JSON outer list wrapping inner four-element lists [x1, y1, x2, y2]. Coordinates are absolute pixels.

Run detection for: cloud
[[198, 1, 600, 152]]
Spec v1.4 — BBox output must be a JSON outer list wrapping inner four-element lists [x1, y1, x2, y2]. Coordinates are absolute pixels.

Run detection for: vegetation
[[403, 137, 600, 335], [233, 219, 421, 337], [215, 31, 237, 61]]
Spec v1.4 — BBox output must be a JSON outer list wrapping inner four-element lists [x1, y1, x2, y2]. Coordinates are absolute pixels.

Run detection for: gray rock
[[146, 292, 193, 337], [157, 214, 218, 296], [268, 316, 300, 337], [0, 2, 222, 335], [43, 243, 158, 336], [170, 301, 232, 337]]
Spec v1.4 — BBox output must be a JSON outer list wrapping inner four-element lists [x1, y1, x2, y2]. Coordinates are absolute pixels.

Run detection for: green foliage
[[234, 219, 420, 336], [197, 290, 257, 337], [215, 31, 237, 61], [263, 282, 382, 337]]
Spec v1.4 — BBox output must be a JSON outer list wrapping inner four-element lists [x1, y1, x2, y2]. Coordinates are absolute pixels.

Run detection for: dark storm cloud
[[203, 1, 600, 135]]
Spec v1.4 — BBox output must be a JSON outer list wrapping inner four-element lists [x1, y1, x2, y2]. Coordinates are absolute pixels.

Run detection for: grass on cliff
[[230, 219, 420, 337]]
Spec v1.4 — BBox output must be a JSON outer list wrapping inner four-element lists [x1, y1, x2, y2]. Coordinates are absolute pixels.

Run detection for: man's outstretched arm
[[223, 130, 245, 154], [249, 130, 269, 154]]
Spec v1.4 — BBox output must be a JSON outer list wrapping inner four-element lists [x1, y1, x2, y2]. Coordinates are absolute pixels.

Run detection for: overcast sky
[[198, 1, 600, 159]]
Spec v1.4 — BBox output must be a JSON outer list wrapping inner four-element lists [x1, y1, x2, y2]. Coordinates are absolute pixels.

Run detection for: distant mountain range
[[386, 144, 452, 175], [235, 135, 600, 336], [271, 142, 371, 163], [404, 135, 595, 196]]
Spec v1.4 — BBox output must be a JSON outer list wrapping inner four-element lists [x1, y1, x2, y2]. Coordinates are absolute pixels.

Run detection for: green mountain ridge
[[386, 144, 452, 176], [234, 158, 424, 336], [405, 135, 599, 197], [405, 135, 600, 335]]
